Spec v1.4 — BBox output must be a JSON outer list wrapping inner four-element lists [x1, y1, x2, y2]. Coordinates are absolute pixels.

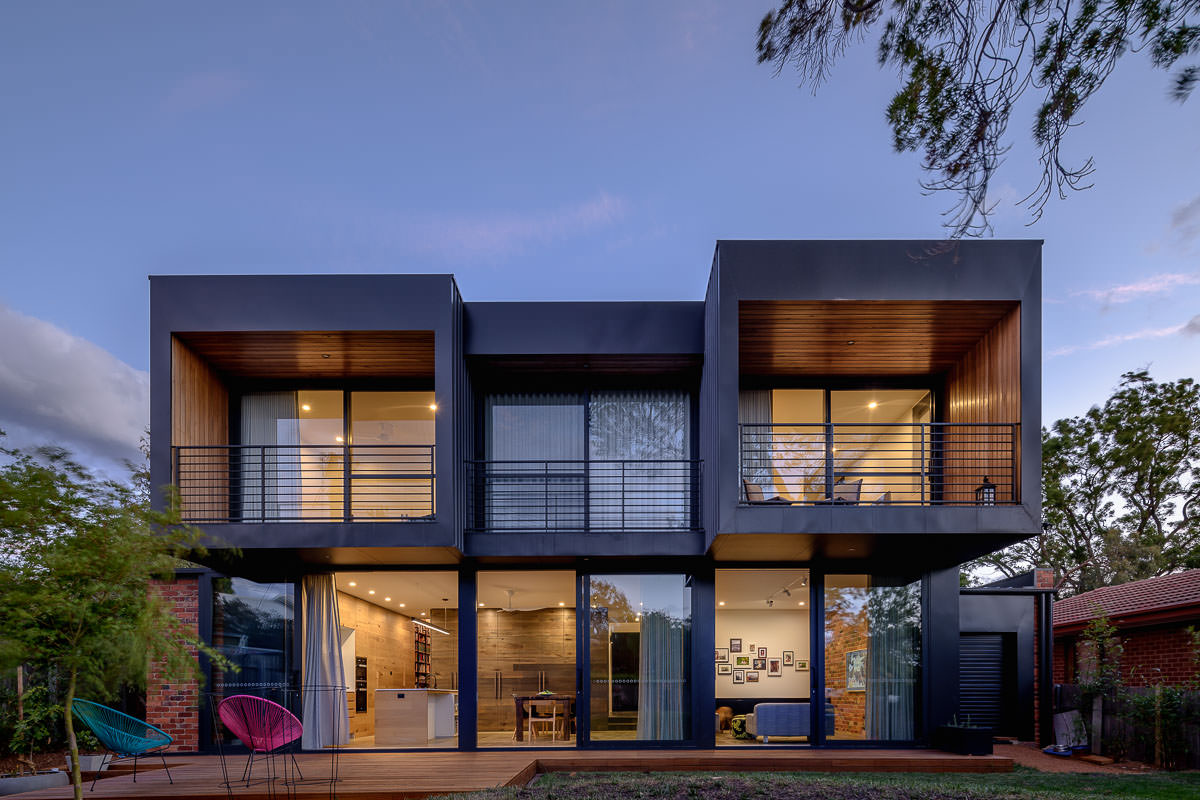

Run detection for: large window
[[589, 574, 692, 741], [237, 390, 435, 521], [482, 391, 693, 531], [823, 575, 921, 741]]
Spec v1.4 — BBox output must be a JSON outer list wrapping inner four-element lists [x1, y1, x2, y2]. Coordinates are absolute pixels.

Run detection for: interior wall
[[476, 607, 576, 733], [336, 591, 415, 740], [945, 305, 1021, 503], [171, 336, 229, 520], [715, 609, 810, 699]]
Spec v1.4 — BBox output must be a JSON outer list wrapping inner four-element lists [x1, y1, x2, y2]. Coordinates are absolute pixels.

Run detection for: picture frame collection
[[716, 638, 809, 679]]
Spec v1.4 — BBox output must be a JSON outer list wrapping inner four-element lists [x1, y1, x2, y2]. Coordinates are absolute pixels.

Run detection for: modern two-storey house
[[149, 239, 1041, 752]]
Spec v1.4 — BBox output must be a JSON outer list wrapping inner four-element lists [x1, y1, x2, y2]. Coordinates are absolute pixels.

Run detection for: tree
[[756, 1, 1200, 236], [0, 436, 219, 800], [969, 371, 1199, 594]]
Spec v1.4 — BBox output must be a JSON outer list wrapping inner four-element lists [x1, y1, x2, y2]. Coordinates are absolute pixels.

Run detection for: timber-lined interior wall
[[337, 591, 416, 741], [944, 305, 1021, 503], [476, 608, 576, 734], [171, 336, 229, 520]]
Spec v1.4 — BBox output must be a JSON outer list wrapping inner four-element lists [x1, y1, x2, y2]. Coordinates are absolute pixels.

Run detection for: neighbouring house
[[146, 239, 1042, 752], [1054, 569, 1200, 687]]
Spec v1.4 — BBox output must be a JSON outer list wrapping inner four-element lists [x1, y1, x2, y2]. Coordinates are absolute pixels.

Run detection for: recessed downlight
[[348, 581, 357, 587], [301, 403, 312, 412], [384, 597, 391, 602], [558, 602, 565, 607], [368, 590, 375, 595], [718, 601, 725, 606], [429, 403, 438, 411], [335, 435, 345, 443], [399, 603, 406, 608], [868, 401, 878, 409]]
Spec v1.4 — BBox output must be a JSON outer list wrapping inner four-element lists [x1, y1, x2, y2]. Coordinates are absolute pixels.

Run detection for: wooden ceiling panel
[[175, 331, 434, 379], [739, 300, 1017, 375]]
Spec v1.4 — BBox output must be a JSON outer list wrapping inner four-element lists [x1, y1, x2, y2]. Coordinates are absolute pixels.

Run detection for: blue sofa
[[744, 702, 835, 742]]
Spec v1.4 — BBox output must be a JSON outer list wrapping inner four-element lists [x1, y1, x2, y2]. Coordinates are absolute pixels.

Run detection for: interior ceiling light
[[429, 403, 438, 411], [384, 597, 391, 602], [718, 601, 725, 606], [479, 602, 485, 607], [413, 618, 450, 636], [348, 581, 357, 587], [799, 601, 806, 606], [368, 590, 375, 595], [301, 404, 312, 412], [398, 603, 406, 608], [335, 435, 344, 443], [846, 340, 855, 345], [558, 602, 565, 606], [868, 401, 878, 409]]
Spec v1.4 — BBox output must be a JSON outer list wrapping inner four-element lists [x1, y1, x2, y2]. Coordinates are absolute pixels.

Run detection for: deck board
[[14, 749, 1012, 800]]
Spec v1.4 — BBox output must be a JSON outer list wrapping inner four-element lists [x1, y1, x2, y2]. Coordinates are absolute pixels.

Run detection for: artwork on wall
[[767, 658, 782, 676], [782, 650, 795, 666], [716, 648, 729, 663], [845, 648, 867, 691], [746, 671, 760, 683], [752, 658, 766, 670], [729, 638, 742, 653], [735, 656, 750, 667], [757, 647, 768, 659], [733, 669, 745, 684], [795, 659, 809, 671], [718, 663, 733, 675], [747, 643, 756, 655]]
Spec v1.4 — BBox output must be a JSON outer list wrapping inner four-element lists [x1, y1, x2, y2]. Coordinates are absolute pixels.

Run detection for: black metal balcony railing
[[739, 422, 1018, 506], [173, 444, 435, 523], [466, 459, 701, 533]]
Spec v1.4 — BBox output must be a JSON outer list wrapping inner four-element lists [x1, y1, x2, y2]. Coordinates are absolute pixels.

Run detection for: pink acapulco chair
[[216, 695, 305, 787]]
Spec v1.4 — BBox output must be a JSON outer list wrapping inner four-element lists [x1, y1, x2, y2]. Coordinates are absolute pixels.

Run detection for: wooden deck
[[14, 749, 1013, 800]]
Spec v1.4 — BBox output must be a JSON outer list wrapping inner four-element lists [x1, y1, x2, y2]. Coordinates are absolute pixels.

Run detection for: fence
[[1055, 684, 1200, 769]]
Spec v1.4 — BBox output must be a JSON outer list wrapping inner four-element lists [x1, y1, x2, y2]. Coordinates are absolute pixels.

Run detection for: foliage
[[429, 767, 1200, 800], [0, 434, 226, 798], [968, 370, 1199, 595], [756, 1, 1200, 237], [1076, 611, 1124, 696]]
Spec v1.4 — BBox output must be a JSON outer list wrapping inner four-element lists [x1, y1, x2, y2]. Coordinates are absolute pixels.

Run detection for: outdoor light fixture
[[846, 340, 855, 345], [977, 476, 997, 506]]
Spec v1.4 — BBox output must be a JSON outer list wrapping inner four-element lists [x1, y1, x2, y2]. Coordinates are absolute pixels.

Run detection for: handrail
[[739, 421, 1019, 506], [173, 443, 435, 523]]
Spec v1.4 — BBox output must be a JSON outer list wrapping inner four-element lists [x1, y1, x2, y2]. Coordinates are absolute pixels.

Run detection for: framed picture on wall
[[746, 671, 760, 682], [767, 658, 782, 676], [846, 648, 867, 691], [752, 658, 766, 670], [757, 647, 768, 659], [782, 650, 795, 666], [718, 664, 733, 675], [735, 656, 750, 667], [729, 638, 742, 653], [747, 643, 756, 655], [795, 659, 809, 671], [716, 647, 729, 663], [733, 669, 745, 684]]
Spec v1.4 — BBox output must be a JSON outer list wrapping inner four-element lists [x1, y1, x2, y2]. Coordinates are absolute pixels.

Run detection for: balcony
[[174, 444, 435, 523], [738, 422, 1018, 506], [466, 458, 701, 532]]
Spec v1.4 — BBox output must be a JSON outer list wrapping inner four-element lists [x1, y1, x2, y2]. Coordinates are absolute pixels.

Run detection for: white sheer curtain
[[635, 610, 687, 740], [301, 574, 349, 749], [240, 392, 301, 520], [738, 390, 772, 498], [589, 390, 690, 529], [485, 394, 585, 529], [866, 580, 921, 740]]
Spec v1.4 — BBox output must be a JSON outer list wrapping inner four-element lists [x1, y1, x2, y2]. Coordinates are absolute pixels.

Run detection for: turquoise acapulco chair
[[70, 699, 175, 791]]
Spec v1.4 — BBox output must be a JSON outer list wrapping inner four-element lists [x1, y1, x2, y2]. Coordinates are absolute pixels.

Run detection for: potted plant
[[933, 714, 993, 756]]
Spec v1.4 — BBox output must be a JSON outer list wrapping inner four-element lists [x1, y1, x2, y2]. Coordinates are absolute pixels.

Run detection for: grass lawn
[[430, 767, 1200, 800]]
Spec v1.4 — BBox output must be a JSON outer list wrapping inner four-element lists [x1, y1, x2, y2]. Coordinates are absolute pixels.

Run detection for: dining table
[[512, 693, 577, 741]]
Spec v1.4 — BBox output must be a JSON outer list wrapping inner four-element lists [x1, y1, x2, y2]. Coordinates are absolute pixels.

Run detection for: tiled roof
[[1053, 569, 1200, 629]]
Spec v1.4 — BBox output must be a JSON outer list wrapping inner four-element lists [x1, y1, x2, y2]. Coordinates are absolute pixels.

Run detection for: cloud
[[1049, 317, 1196, 357], [1072, 272, 1200, 306], [0, 306, 147, 468], [1170, 195, 1200, 244], [397, 192, 626, 261], [162, 71, 248, 114]]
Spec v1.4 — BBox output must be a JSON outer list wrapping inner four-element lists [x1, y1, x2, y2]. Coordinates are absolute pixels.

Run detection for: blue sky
[[0, 1, 1196, 468]]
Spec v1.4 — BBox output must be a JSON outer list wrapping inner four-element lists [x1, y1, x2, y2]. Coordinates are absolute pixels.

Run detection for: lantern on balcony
[[976, 476, 996, 506]]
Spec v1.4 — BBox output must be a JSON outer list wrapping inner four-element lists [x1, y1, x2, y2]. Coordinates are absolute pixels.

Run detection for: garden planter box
[[0, 771, 70, 796], [66, 754, 108, 773], [933, 724, 994, 755]]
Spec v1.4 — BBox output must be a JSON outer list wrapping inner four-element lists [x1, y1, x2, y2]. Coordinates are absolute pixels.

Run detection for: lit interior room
[[715, 569, 812, 745], [476, 571, 577, 747], [332, 571, 458, 748]]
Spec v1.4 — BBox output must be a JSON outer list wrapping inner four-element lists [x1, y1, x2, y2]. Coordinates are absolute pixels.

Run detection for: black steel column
[[457, 565, 478, 750]]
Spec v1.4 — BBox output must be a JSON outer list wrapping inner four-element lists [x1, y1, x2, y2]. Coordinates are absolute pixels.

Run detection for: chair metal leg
[[89, 752, 111, 792], [159, 751, 173, 785], [131, 754, 138, 783], [290, 750, 304, 781]]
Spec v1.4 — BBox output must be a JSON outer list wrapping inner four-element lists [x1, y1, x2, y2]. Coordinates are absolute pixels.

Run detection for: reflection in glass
[[824, 575, 921, 741], [589, 575, 692, 741], [829, 390, 932, 505], [350, 391, 435, 519]]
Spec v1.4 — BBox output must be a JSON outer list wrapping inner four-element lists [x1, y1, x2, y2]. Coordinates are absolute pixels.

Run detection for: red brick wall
[[1056, 622, 1200, 688], [146, 575, 201, 752], [825, 601, 868, 739]]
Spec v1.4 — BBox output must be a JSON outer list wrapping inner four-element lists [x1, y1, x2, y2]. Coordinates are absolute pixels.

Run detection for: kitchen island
[[374, 688, 457, 746]]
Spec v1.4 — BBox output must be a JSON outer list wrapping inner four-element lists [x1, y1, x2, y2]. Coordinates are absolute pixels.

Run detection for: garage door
[[959, 633, 1010, 732]]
